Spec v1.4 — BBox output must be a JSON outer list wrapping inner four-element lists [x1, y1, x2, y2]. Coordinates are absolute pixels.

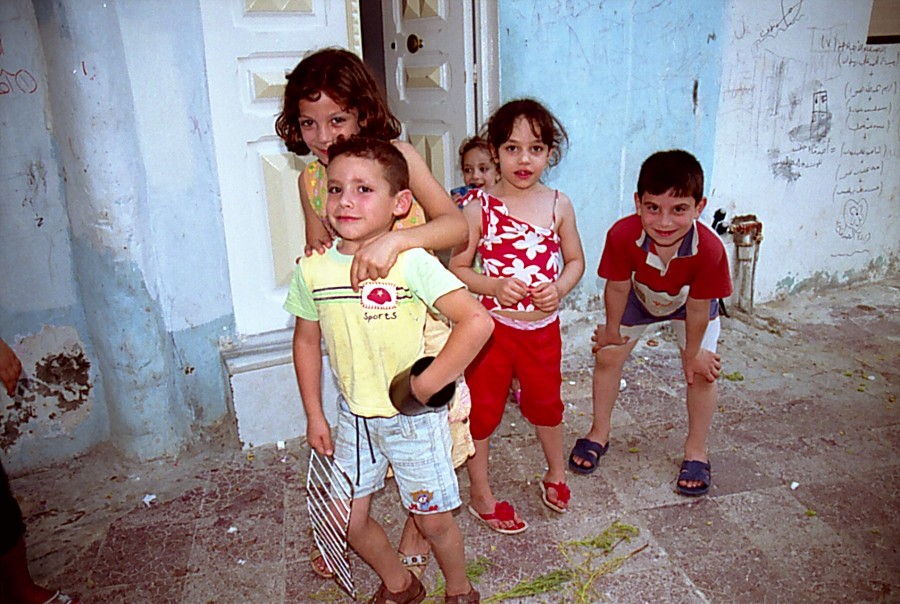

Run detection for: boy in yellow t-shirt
[[285, 136, 491, 604]]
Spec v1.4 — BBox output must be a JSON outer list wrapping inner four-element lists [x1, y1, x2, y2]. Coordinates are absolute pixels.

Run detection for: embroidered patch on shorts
[[361, 283, 397, 310], [408, 489, 438, 512]]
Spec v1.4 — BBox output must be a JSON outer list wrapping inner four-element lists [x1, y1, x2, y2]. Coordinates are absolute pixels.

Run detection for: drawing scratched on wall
[[753, 13, 898, 249], [754, 0, 804, 48], [832, 40, 896, 243]]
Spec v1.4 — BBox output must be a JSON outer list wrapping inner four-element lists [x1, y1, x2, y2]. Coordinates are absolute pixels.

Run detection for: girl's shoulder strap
[[551, 189, 560, 226]]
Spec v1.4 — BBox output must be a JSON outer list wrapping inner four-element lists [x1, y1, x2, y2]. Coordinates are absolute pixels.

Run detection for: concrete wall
[[1, 0, 236, 472], [711, 0, 899, 299], [497, 0, 727, 368], [1, 0, 896, 469], [497, 0, 898, 368]]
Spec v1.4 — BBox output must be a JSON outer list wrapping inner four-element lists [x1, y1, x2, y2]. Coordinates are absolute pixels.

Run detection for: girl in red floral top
[[450, 99, 585, 532]]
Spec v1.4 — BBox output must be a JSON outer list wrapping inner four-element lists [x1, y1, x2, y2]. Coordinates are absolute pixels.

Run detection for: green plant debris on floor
[[481, 521, 646, 603], [723, 370, 745, 381], [424, 556, 494, 603]]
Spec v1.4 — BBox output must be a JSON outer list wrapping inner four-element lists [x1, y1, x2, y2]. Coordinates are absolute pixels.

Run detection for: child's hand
[[529, 282, 560, 312], [306, 416, 334, 456], [0, 338, 21, 397], [350, 231, 404, 291], [494, 278, 529, 307], [303, 236, 333, 259], [684, 349, 721, 385], [591, 324, 629, 353]]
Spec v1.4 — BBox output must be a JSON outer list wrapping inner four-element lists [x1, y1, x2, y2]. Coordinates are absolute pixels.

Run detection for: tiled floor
[[9, 277, 900, 603]]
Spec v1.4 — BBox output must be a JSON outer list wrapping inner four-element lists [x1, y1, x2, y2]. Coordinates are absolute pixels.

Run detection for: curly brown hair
[[486, 98, 568, 168], [457, 135, 493, 167], [275, 48, 401, 156]]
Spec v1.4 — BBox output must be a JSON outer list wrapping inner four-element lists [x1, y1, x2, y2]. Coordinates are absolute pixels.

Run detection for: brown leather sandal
[[368, 571, 426, 604], [445, 587, 480, 603]]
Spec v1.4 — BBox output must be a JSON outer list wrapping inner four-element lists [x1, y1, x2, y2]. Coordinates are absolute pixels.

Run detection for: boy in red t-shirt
[[569, 150, 732, 497]]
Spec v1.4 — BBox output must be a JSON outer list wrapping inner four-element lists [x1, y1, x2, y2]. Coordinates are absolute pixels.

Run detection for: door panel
[[382, 0, 473, 191], [200, 0, 362, 336]]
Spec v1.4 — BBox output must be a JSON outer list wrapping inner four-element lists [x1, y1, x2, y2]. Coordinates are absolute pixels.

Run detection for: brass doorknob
[[406, 34, 424, 53]]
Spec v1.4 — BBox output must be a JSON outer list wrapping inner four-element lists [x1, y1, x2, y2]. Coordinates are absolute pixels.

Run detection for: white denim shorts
[[332, 400, 461, 514], [620, 317, 721, 353]]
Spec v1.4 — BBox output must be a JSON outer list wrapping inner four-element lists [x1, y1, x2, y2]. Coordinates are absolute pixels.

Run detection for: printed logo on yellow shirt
[[361, 282, 398, 310]]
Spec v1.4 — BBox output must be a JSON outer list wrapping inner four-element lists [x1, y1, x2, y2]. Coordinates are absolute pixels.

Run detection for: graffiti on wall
[[746, 17, 898, 249], [0, 35, 38, 97]]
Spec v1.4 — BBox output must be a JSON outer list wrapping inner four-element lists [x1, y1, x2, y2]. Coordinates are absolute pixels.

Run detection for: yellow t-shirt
[[284, 246, 463, 418]]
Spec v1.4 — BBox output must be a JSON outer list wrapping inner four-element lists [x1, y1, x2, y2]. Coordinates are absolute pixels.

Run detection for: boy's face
[[326, 155, 411, 252], [462, 147, 498, 188], [634, 188, 707, 251], [298, 92, 362, 164]]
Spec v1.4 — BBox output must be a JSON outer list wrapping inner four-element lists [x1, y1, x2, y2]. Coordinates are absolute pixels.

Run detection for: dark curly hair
[[275, 48, 401, 156], [458, 135, 493, 167], [486, 98, 568, 168]]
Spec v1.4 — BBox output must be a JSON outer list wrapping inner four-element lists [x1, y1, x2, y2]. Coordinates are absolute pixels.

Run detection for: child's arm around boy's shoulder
[[348, 141, 467, 289]]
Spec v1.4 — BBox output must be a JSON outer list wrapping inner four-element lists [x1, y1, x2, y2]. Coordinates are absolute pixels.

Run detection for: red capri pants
[[465, 317, 563, 440]]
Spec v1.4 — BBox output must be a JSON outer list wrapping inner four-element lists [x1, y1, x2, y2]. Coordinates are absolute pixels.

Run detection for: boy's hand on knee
[[591, 324, 629, 353], [684, 349, 721, 385]]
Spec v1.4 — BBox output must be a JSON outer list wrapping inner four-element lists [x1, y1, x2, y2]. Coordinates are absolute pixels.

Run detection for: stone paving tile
[[9, 278, 900, 602]]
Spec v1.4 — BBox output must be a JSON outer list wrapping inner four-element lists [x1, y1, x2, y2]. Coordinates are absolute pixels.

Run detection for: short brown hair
[[327, 137, 409, 194], [637, 150, 704, 203]]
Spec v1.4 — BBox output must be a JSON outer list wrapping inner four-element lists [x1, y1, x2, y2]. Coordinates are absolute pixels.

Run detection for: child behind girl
[[275, 47, 473, 584], [451, 136, 498, 207], [449, 99, 585, 533]]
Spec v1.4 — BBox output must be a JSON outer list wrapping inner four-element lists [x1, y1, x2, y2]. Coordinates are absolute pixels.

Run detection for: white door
[[381, 0, 498, 191], [200, 0, 361, 447], [201, 0, 362, 337]]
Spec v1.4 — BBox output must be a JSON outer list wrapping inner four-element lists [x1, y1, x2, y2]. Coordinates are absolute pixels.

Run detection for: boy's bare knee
[[413, 511, 454, 540], [594, 347, 629, 372]]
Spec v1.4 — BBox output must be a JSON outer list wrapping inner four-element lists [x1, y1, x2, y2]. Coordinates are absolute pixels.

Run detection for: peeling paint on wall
[[1, 325, 92, 451]]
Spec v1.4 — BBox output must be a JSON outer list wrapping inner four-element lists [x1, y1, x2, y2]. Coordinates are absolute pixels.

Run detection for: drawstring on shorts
[[354, 415, 376, 487]]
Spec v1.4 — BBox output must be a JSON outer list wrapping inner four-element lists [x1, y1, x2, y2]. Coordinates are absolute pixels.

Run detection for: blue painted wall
[[498, 1, 725, 309], [1, 0, 237, 470]]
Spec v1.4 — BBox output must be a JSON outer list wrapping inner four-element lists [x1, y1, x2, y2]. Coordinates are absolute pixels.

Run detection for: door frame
[[362, 1, 499, 135]]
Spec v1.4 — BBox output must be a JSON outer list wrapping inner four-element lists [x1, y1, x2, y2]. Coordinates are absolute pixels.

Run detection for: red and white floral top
[[473, 188, 562, 312]]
